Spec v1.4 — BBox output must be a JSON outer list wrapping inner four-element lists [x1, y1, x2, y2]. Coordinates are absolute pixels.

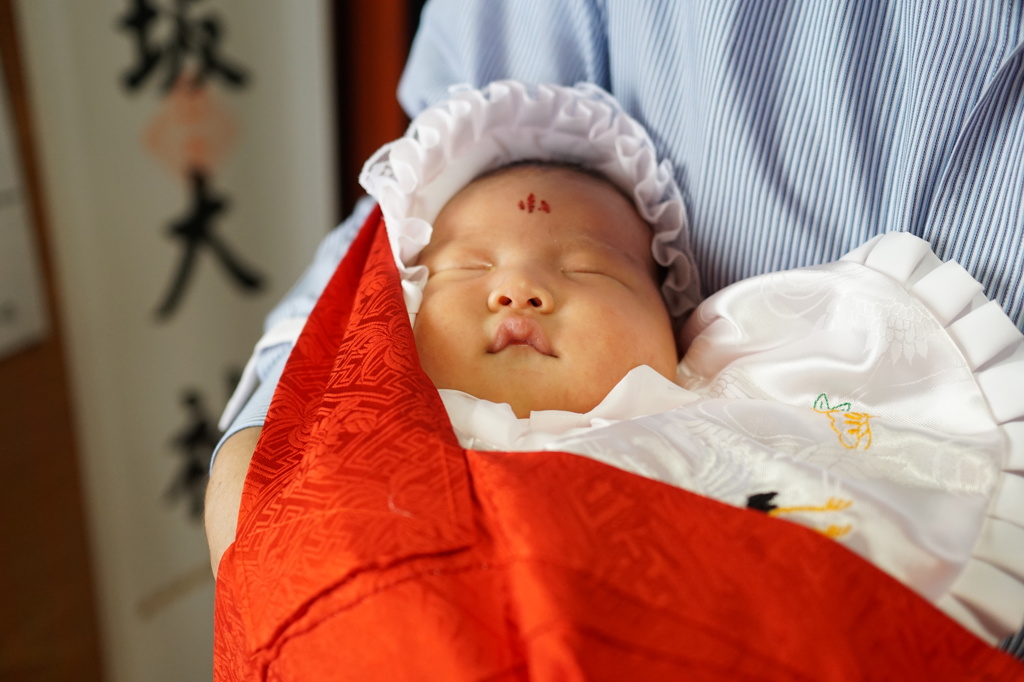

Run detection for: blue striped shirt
[[224, 0, 1024, 654]]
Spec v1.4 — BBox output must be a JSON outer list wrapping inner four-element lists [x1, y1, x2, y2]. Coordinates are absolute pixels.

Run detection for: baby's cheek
[[411, 312, 443, 378], [412, 309, 468, 391], [596, 302, 676, 375]]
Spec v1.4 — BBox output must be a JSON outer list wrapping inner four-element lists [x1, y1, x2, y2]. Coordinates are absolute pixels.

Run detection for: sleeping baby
[[214, 81, 1024, 650], [413, 159, 679, 419], [358, 81, 1024, 646]]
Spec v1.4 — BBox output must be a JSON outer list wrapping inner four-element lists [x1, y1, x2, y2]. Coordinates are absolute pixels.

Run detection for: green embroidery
[[813, 393, 850, 412], [814, 393, 875, 450]]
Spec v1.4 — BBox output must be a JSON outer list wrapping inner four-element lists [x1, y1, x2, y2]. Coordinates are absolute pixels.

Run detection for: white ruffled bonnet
[[358, 80, 702, 331]]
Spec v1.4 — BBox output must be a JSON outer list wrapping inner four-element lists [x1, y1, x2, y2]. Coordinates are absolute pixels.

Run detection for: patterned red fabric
[[214, 208, 1024, 681]]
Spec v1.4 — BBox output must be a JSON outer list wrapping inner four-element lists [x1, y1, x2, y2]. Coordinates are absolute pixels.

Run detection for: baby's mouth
[[488, 317, 556, 357]]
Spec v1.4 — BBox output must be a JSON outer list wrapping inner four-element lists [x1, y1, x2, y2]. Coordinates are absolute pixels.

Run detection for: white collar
[[438, 364, 698, 451]]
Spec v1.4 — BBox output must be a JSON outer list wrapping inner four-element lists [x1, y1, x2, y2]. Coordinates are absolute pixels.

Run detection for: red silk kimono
[[213, 208, 1024, 681]]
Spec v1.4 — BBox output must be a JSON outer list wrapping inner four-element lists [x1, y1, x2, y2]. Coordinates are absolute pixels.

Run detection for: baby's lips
[[488, 316, 556, 357]]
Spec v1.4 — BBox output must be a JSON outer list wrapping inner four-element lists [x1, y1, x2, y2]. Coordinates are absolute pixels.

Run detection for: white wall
[[14, 1, 335, 679]]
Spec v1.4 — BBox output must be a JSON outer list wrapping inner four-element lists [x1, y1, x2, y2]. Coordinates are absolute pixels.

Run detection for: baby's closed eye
[[560, 266, 634, 290], [562, 265, 610, 277], [560, 255, 625, 280], [427, 261, 493, 279]]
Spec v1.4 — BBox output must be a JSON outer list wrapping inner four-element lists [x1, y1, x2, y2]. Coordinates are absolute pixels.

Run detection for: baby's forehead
[[424, 164, 658, 271], [440, 163, 645, 231], [439, 164, 644, 226]]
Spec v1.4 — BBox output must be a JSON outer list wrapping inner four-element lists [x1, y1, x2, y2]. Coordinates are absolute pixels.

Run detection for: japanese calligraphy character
[[156, 169, 264, 319], [166, 389, 219, 520], [119, 0, 250, 94]]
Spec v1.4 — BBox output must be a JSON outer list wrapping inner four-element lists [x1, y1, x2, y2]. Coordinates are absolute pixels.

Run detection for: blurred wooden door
[[0, 1, 105, 679], [332, 0, 426, 217]]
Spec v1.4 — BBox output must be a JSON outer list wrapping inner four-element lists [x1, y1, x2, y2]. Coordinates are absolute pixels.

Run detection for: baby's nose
[[488, 275, 554, 312]]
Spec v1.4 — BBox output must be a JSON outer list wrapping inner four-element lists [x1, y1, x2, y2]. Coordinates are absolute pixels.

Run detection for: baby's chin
[[450, 380, 611, 419], [426, 360, 680, 418]]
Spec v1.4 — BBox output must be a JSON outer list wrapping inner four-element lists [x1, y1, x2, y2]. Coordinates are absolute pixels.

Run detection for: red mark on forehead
[[517, 193, 552, 213]]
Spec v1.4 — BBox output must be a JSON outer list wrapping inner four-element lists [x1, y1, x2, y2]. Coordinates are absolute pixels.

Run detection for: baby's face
[[413, 165, 678, 417]]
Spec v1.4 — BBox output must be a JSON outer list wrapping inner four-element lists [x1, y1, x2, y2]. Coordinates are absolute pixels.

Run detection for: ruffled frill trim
[[842, 232, 1024, 643], [358, 80, 702, 330]]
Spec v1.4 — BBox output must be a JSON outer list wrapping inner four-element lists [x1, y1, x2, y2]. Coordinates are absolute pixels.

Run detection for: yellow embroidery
[[766, 497, 852, 516], [751, 492, 855, 540], [814, 393, 874, 450], [821, 524, 852, 539]]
